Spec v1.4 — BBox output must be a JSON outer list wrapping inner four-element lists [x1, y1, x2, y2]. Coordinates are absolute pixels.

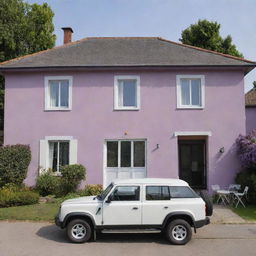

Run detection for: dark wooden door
[[178, 140, 206, 189]]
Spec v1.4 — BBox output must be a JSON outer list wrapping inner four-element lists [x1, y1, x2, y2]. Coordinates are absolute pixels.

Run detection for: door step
[[101, 229, 161, 234]]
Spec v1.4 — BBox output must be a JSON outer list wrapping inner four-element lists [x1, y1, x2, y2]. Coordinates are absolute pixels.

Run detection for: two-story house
[[0, 28, 255, 190]]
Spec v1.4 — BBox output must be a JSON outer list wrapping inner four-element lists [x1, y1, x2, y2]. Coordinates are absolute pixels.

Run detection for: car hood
[[62, 196, 100, 205]]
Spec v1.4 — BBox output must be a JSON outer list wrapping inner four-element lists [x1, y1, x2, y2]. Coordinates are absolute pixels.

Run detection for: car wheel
[[166, 219, 192, 245], [199, 190, 213, 216], [67, 219, 92, 243]]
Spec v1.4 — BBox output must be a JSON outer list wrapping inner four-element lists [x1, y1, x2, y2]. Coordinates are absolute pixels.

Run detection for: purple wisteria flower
[[236, 130, 256, 168]]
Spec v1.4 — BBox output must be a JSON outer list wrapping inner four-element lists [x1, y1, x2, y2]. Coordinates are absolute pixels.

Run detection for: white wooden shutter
[[69, 139, 78, 164], [39, 140, 47, 173]]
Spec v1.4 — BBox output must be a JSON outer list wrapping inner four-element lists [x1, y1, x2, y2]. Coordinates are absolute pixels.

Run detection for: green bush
[[0, 144, 31, 187], [0, 184, 39, 207], [60, 164, 86, 195], [79, 184, 103, 196], [235, 170, 256, 204], [35, 171, 61, 196]]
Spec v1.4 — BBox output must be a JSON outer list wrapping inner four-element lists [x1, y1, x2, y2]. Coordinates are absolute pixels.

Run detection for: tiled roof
[[245, 88, 256, 107], [0, 37, 255, 70]]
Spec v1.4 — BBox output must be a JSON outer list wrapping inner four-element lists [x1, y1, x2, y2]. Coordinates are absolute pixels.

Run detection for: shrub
[[0, 184, 39, 207], [35, 171, 61, 196], [60, 164, 86, 195], [79, 184, 103, 196], [0, 144, 31, 187], [235, 170, 256, 204]]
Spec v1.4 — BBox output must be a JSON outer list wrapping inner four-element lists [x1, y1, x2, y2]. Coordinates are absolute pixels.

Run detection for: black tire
[[199, 190, 213, 216], [66, 219, 92, 243], [165, 219, 192, 245]]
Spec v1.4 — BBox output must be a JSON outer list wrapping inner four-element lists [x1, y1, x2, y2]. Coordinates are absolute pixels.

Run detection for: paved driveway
[[0, 222, 256, 256]]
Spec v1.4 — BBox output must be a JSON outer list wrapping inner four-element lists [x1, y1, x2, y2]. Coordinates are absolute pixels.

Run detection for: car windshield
[[97, 183, 114, 200]]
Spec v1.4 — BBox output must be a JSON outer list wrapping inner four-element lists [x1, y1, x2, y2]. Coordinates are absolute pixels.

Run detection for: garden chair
[[211, 185, 221, 203], [228, 184, 241, 192], [211, 184, 230, 205], [232, 186, 249, 208]]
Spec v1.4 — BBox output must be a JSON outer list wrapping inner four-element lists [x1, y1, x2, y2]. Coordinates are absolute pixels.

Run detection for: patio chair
[[228, 184, 241, 192], [232, 186, 249, 208], [211, 185, 222, 204], [211, 184, 231, 205]]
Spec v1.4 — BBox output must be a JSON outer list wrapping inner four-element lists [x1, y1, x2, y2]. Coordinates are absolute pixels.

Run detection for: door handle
[[132, 207, 138, 210], [164, 206, 168, 209]]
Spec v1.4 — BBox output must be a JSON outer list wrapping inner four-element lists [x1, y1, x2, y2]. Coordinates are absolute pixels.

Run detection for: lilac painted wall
[[4, 69, 245, 190], [246, 107, 256, 134]]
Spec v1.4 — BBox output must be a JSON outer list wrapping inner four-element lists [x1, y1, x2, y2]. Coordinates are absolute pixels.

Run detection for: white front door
[[103, 185, 142, 225], [104, 140, 146, 187]]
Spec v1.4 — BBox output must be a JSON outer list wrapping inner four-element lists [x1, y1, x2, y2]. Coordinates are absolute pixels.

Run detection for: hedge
[[0, 144, 31, 187]]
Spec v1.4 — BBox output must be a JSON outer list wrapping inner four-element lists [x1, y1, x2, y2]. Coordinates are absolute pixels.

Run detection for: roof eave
[[0, 64, 255, 73]]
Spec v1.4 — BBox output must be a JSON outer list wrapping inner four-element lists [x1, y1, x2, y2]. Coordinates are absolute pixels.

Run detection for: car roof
[[112, 178, 188, 186]]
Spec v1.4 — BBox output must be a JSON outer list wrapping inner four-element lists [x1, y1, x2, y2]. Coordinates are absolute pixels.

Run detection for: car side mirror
[[106, 195, 113, 203]]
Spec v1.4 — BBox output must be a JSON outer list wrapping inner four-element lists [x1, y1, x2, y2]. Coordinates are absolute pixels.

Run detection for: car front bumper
[[55, 215, 64, 228]]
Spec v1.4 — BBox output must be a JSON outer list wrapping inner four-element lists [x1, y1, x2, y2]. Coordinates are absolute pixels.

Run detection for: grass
[[232, 205, 256, 221], [0, 202, 60, 221]]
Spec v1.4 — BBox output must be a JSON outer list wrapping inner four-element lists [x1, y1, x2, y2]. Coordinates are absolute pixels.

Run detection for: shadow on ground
[[36, 224, 170, 245]]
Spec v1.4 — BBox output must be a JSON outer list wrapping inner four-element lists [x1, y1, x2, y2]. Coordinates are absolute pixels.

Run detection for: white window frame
[[114, 75, 140, 110], [39, 136, 77, 175], [103, 139, 147, 187], [44, 76, 73, 111], [105, 139, 146, 169], [176, 75, 205, 109]]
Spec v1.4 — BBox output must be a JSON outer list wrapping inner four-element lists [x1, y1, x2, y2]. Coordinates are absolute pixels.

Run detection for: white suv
[[55, 178, 211, 245]]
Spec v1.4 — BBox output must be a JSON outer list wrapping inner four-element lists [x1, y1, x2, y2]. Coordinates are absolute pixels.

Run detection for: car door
[[102, 185, 142, 225], [142, 185, 171, 225]]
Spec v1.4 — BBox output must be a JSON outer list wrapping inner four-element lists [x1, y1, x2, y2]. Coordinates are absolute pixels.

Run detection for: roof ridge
[[157, 37, 255, 64]]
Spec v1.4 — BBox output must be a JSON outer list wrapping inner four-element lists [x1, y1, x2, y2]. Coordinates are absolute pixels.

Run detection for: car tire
[[166, 219, 192, 245], [199, 190, 213, 216], [67, 219, 92, 243]]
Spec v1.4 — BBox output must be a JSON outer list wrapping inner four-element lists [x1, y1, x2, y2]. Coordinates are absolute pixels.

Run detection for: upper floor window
[[45, 76, 72, 110], [114, 76, 140, 110], [176, 75, 205, 109]]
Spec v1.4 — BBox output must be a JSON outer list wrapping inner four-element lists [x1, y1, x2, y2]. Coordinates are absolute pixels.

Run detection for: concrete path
[[0, 222, 256, 256], [211, 204, 248, 224]]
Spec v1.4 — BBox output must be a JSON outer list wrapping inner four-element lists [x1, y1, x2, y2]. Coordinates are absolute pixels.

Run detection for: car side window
[[146, 186, 170, 200], [110, 186, 140, 201], [169, 186, 199, 198]]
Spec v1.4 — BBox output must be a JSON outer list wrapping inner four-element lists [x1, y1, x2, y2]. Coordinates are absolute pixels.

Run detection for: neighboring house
[[245, 87, 256, 134], [0, 28, 255, 190]]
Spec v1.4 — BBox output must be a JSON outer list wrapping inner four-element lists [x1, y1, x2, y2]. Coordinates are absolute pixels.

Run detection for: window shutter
[[39, 140, 47, 173], [70, 139, 78, 164]]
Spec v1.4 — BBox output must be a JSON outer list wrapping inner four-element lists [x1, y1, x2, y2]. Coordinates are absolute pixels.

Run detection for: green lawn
[[232, 205, 256, 221], [0, 202, 60, 221]]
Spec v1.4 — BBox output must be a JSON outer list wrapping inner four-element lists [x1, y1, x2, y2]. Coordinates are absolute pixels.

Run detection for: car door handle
[[132, 207, 138, 210], [164, 206, 168, 209]]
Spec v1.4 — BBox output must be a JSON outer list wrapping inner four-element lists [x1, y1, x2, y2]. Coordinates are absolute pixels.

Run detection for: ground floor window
[[106, 140, 145, 168], [105, 139, 146, 187], [39, 136, 77, 174], [49, 141, 69, 172]]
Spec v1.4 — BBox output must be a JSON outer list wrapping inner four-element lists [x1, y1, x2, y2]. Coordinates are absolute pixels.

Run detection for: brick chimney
[[62, 27, 73, 44]]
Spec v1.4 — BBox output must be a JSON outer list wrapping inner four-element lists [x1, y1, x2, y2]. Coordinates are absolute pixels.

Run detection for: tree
[[0, 0, 56, 143], [180, 19, 243, 58]]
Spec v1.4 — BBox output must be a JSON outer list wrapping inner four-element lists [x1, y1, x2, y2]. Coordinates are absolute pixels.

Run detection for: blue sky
[[26, 0, 256, 92]]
